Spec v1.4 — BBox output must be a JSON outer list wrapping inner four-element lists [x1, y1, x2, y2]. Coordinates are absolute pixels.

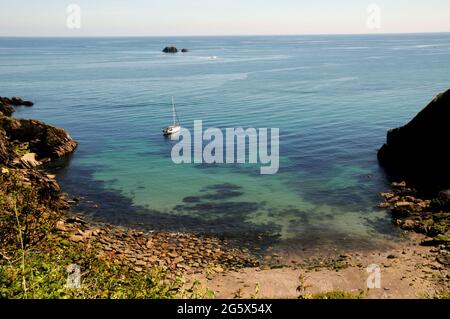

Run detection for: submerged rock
[[162, 46, 178, 53], [378, 88, 450, 188]]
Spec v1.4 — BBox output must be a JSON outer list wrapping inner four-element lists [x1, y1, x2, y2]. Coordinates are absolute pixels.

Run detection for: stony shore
[[378, 181, 450, 267], [57, 214, 259, 274]]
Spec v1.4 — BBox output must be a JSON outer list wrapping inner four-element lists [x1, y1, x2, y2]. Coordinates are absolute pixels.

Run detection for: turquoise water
[[1, 34, 449, 252]]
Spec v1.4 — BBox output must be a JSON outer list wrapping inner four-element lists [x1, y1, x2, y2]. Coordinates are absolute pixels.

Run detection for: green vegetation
[[13, 142, 30, 157], [416, 212, 450, 244], [0, 168, 190, 299], [0, 241, 185, 298], [310, 290, 367, 299], [296, 272, 366, 299]]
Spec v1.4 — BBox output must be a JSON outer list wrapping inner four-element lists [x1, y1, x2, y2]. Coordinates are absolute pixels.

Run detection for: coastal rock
[[69, 234, 84, 243], [437, 253, 450, 266], [438, 189, 450, 200], [0, 101, 15, 116], [25, 169, 64, 208], [55, 220, 67, 231], [391, 181, 406, 190], [0, 115, 77, 160], [378, 88, 450, 188], [400, 219, 417, 230], [181, 48, 189, 53], [0, 129, 11, 165], [381, 180, 450, 251], [378, 202, 391, 209], [162, 46, 178, 53], [380, 192, 395, 200], [430, 189, 450, 212], [19, 153, 42, 168], [392, 200, 423, 217], [11, 97, 33, 106], [0, 96, 33, 107]]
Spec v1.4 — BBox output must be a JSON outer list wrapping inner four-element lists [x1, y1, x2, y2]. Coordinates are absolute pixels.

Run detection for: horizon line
[[1, 31, 450, 39]]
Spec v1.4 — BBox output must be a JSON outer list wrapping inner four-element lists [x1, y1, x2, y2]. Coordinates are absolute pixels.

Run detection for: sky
[[1, 0, 450, 36]]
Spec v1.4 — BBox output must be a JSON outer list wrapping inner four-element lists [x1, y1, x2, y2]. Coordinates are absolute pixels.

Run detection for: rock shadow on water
[[183, 183, 244, 202], [54, 163, 281, 250]]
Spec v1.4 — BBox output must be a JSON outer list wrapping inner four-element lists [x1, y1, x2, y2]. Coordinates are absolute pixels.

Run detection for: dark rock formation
[[430, 189, 450, 212], [0, 96, 34, 117], [162, 46, 178, 53], [0, 96, 34, 107], [181, 48, 189, 53], [1, 96, 77, 212], [0, 101, 15, 116], [0, 115, 77, 161], [0, 129, 11, 165], [11, 96, 34, 106], [378, 88, 450, 189]]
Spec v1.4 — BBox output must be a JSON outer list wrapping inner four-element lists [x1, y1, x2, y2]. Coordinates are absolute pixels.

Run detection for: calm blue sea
[[1, 34, 449, 255]]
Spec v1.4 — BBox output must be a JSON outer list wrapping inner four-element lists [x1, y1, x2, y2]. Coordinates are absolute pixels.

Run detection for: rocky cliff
[[378, 88, 450, 189], [0, 96, 78, 210]]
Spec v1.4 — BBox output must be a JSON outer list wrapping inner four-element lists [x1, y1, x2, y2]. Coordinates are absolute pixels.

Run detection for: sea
[[1, 33, 449, 257]]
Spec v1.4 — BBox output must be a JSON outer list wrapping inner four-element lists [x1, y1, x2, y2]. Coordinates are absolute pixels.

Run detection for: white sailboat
[[163, 96, 181, 136]]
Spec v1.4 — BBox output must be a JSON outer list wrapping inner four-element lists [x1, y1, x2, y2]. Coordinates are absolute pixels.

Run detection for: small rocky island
[[162, 46, 189, 53], [162, 46, 178, 53]]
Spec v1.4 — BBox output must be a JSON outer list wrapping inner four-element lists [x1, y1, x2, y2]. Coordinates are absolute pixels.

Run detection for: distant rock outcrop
[[162, 46, 178, 53], [181, 48, 189, 53], [0, 96, 34, 116], [378, 88, 450, 188]]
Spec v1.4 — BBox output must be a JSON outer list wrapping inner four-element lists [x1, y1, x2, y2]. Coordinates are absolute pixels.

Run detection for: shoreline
[[58, 198, 449, 298], [59, 210, 450, 298]]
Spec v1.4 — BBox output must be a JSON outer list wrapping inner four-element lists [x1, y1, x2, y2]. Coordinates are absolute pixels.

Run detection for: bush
[[0, 167, 189, 299], [0, 169, 59, 250]]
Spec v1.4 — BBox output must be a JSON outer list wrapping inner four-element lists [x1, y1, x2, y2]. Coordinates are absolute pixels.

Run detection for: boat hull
[[163, 125, 181, 135]]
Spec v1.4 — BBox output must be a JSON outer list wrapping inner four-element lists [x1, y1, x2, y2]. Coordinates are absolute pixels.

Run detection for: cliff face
[[0, 116, 77, 161], [378, 88, 450, 189], [0, 95, 77, 166], [0, 96, 78, 210]]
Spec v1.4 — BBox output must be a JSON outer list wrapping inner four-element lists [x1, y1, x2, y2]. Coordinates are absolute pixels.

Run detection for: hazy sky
[[1, 0, 450, 36]]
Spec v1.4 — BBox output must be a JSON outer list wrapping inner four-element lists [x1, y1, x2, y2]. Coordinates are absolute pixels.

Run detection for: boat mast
[[172, 96, 176, 126]]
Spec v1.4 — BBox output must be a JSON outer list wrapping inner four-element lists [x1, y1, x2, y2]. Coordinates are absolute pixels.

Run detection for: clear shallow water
[[1, 34, 449, 252]]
